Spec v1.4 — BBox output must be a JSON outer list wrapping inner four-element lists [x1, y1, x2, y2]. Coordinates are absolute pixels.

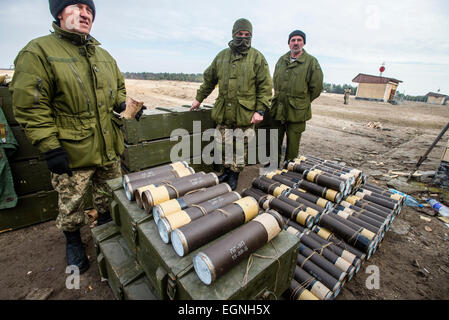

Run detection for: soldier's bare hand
[[251, 112, 264, 124], [190, 100, 201, 111]]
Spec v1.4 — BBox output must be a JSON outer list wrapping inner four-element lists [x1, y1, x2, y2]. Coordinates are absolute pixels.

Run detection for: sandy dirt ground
[[1, 78, 448, 300]]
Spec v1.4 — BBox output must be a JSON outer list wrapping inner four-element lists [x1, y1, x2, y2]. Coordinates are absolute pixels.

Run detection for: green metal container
[[0, 190, 58, 233], [106, 178, 300, 300], [0, 86, 16, 125], [10, 158, 52, 196], [9, 126, 42, 161], [91, 221, 159, 300], [121, 133, 209, 172], [122, 106, 214, 145]]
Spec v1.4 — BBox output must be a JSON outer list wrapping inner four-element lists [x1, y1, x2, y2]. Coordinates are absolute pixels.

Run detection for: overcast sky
[[1, 0, 448, 96]]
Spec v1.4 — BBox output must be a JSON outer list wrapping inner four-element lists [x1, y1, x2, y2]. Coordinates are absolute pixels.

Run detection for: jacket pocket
[[58, 127, 94, 141], [211, 96, 225, 124], [57, 127, 96, 168], [287, 96, 311, 122], [237, 96, 257, 111], [270, 98, 286, 121], [111, 116, 124, 128], [111, 116, 125, 156], [236, 96, 256, 126], [288, 96, 309, 110]]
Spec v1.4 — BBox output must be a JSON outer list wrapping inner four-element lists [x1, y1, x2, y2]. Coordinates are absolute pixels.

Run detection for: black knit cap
[[288, 30, 306, 44], [49, 0, 96, 21]]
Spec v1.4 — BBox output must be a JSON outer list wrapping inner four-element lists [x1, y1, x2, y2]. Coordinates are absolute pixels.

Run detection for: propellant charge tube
[[192, 209, 284, 285], [157, 191, 241, 243], [171, 197, 259, 257]]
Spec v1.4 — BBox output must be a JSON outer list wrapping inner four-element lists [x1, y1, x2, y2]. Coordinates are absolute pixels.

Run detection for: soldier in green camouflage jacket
[[10, 0, 143, 274], [271, 30, 323, 165], [190, 18, 272, 190]]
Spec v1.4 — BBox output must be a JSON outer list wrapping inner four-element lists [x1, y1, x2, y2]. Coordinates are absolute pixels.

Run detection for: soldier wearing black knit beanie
[[270, 29, 323, 167], [49, 0, 96, 22], [10, 0, 146, 275]]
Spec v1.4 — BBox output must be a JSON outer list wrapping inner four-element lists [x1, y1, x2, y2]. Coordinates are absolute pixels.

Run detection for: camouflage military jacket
[[271, 50, 323, 123], [10, 23, 126, 169], [196, 46, 272, 127]]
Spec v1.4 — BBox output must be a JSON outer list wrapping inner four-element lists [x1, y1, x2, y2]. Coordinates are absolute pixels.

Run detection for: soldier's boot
[[432, 161, 449, 189], [218, 167, 232, 183], [63, 230, 90, 274], [97, 211, 113, 226], [228, 171, 240, 191]]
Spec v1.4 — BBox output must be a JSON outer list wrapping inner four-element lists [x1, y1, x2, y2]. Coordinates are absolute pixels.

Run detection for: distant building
[[426, 92, 447, 105], [352, 73, 402, 102]]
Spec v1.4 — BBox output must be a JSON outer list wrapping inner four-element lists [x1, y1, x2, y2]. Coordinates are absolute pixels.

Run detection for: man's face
[[236, 30, 251, 38], [58, 4, 93, 35], [289, 35, 304, 55]]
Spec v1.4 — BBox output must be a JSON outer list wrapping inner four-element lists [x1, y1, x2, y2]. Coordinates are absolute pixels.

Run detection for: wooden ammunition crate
[[120, 105, 216, 173], [122, 106, 214, 145], [9, 126, 42, 161], [0, 190, 59, 233], [121, 133, 210, 172], [91, 221, 159, 300], [106, 178, 300, 300], [0, 86, 16, 125], [10, 158, 52, 196]]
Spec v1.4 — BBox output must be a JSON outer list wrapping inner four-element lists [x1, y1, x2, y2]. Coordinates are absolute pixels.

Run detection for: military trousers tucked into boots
[[214, 124, 256, 173], [273, 120, 306, 163], [52, 159, 122, 232]]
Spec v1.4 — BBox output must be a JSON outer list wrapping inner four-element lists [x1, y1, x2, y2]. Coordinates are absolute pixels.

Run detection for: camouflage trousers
[[52, 160, 122, 232], [214, 124, 256, 173]]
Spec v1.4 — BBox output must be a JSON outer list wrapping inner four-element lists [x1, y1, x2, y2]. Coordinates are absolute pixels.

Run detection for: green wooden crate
[[0, 86, 16, 126], [0, 190, 59, 233], [10, 158, 52, 196], [122, 106, 215, 145], [0, 183, 96, 233], [91, 221, 159, 300], [121, 133, 209, 172], [9, 126, 42, 161], [106, 178, 300, 300], [137, 220, 298, 300], [110, 190, 151, 254]]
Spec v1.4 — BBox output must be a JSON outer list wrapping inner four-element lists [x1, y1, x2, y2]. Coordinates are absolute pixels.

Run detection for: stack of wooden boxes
[[0, 85, 58, 232], [120, 105, 215, 174]]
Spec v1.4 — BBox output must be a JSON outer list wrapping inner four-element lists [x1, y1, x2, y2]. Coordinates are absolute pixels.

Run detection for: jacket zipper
[[107, 75, 114, 99], [239, 56, 249, 92], [69, 63, 92, 115], [287, 61, 297, 95], [34, 77, 43, 105]]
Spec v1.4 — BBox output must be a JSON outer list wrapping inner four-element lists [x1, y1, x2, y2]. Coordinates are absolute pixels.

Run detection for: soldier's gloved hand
[[114, 101, 127, 113], [135, 105, 147, 121], [44, 147, 73, 177]]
